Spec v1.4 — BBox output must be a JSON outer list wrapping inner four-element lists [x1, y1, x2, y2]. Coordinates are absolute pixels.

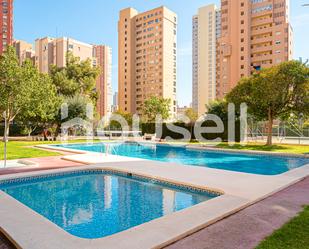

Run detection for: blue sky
[[14, 0, 309, 106]]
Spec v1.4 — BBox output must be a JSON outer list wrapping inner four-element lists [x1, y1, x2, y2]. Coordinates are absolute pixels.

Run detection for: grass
[[0, 140, 100, 160], [169, 141, 309, 154], [214, 143, 309, 155], [256, 206, 309, 249]]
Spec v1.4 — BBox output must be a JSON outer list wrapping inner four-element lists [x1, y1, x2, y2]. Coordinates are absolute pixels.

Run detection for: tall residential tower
[[0, 0, 13, 53], [216, 0, 293, 99], [93, 45, 113, 117], [118, 6, 177, 116], [192, 4, 221, 116], [35, 37, 112, 117]]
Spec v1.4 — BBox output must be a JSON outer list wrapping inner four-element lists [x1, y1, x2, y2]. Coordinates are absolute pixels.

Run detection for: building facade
[[13, 40, 35, 64], [35, 37, 112, 117], [118, 6, 177, 117], [192, 4, 221, 116], [112, 92, 118, 112], [216, 0, 293, 99], [0, 0, 13, 53], [35, 37, 95, 73], [93, 45, 113, 117]]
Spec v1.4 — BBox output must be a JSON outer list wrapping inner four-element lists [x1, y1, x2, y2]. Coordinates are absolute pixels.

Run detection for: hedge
[[141, 121, 241, 142]]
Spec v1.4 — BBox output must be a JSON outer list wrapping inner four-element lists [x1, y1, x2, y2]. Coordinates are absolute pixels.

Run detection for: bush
[[141, 121, 241, 142], [0, 124, 24, 137]]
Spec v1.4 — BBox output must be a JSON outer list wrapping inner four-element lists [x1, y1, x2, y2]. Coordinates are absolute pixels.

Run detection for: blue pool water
[[55, 143, 309, 175], [0, 171, 216, 239]]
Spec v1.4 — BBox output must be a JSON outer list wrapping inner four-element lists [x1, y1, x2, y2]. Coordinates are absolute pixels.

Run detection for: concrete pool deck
[[165, 176, 309, 249], [0, 143, 309, 249]]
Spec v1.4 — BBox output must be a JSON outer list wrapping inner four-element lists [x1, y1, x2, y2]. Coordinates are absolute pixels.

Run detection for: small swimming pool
[[54, 143, 309, 175], [0, 170, 217, 239]]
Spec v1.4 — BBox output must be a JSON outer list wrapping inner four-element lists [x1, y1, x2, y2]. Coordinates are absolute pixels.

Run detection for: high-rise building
[[112, 92, 119, 112], [192, 4, 221, 116], [93, 45, 113, 117], [13, 40, 35, 64], [216, 0, 293, 99], [35, 37, 112, 117], [118, 6, 177, 117], [0, 0, 13, 53], [35, 37, 95, 73]]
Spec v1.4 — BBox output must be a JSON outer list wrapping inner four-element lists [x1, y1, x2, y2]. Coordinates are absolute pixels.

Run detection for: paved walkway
[[0, 156, 84, 176], [165, 177, 309, 249], [0, 158, 308, 249]]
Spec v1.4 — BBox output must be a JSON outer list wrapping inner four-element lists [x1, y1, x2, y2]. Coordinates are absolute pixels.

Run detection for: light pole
[[3, 111, 7, 168]]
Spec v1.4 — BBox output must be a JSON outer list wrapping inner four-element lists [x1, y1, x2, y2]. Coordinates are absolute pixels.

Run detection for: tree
[[206, 100, 229, 122], [142, 96, 171, 122], [185, 108, 198, 122], [61, 95, 93, 122], [16, 72, 60, 136], [0, 46, 59, 138], [184, 108, 198, 138], [227, 60, 309, 145], [109, 110, 133, 129], [50, 52, 100, 103]]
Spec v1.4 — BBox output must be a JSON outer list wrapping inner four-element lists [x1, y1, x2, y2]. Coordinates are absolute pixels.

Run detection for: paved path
[[0, 158, 308, 249], [0, 156, 84, 176], [165, 177, 309, 249]]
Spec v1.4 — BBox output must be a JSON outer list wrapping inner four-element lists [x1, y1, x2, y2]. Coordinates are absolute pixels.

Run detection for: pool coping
[[1, 143, 309, 249], [1, 162, 309, 249], [36, 142, 309, 159]]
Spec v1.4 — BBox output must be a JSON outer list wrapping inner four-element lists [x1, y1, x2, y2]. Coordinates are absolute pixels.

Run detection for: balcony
[[251, 9, 273, 19], [251, 54, 273, 63], [251, 45, 273, 54], [251, 16, 272, 27], [251, 26, 273, 36], [251, 35, 272, 44]]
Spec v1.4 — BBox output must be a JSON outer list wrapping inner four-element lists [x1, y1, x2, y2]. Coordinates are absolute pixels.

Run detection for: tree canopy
[[50, 52, 100, 103], [141, 96, 171, 122], [227, 60, 309, 145], [184, 108, 198, 122], [0, 46, 60, 137]]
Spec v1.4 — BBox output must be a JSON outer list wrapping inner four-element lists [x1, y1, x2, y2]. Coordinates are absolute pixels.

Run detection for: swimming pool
[[54, 143, 309, 175], [0, 170, 217, 239]]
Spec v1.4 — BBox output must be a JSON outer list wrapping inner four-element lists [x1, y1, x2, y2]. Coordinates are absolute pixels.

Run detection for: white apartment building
[[192, 4, 221, 116]]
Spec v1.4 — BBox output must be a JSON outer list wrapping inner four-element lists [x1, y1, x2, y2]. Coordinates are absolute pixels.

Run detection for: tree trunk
[[266, 108, 273, 146], [3, 118, 9, 142]]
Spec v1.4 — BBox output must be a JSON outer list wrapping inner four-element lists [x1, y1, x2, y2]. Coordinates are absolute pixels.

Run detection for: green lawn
[[256, 206, 309, 249], [0, 140, 100, 160], [214, 143, 309, 155]]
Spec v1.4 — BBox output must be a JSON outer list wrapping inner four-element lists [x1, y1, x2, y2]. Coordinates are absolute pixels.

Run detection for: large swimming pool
[[0, 170, 217, 239], [54, 143, 309, 175]]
